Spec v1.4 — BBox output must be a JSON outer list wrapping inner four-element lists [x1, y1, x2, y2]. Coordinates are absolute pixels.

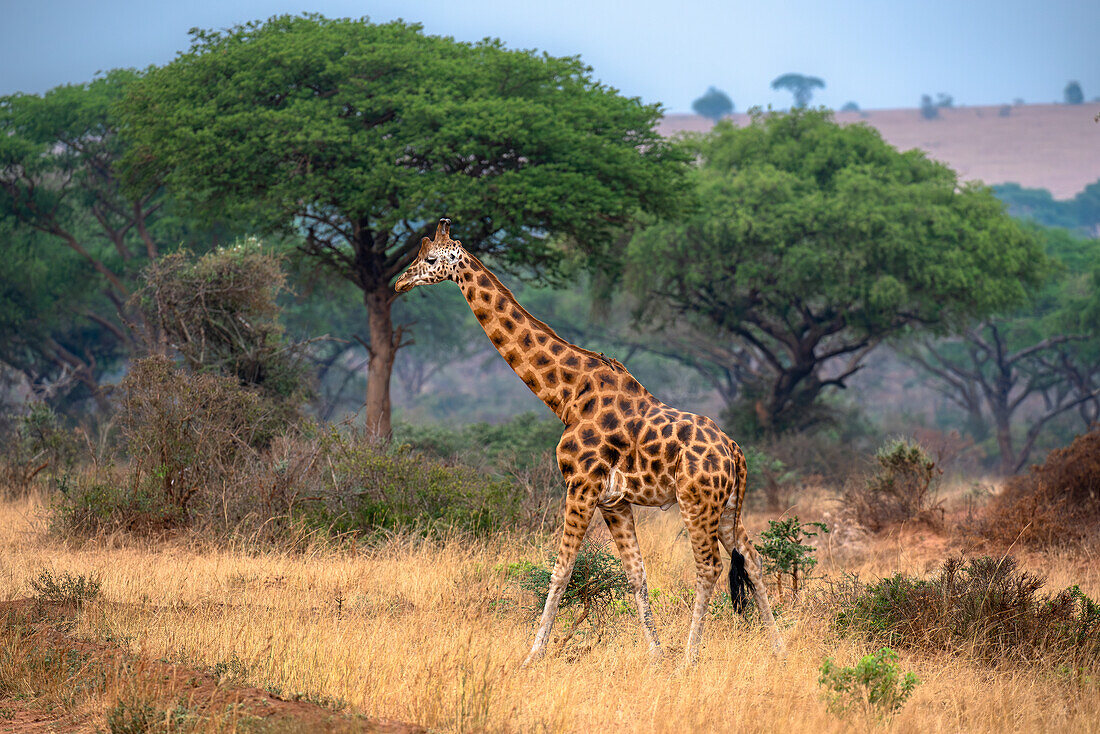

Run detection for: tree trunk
[[363, 288, 398, 437], [994, 411, 1017, 477]]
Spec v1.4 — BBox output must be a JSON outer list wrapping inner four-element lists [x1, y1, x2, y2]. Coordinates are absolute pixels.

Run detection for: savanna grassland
[[3, 483, 1099, 734]]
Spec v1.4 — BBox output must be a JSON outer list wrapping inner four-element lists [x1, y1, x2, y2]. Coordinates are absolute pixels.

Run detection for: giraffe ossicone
[[394, 218, 784, 665]]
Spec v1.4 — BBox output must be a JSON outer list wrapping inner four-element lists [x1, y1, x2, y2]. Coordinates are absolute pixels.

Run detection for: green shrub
[[819, 647, 919, 720], [844, 438, 943, 531], [296, 434, 521, 537], [52, 476, 184, 536], [120, 356, 275, 516], [0, 402, 80, 495], [394, 412, 561, 472], [516, 541, 631, 648], [831, 556, 1100, 669], [742, 445, 800, 510], [755, 516, 827, 600], [28, 570, 101, 608]]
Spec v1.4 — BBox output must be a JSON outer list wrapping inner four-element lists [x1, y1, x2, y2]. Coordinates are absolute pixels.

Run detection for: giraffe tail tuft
[[728, 549, 753, 614]]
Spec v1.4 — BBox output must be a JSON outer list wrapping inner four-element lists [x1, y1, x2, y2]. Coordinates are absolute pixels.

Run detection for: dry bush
[[53, 356, 311, 538], [138, 240, 311, 427], [843, 439, 944, 532], [981, 425, 1100, 547], [828, 556, 1100, 671], [120, 356, 275, 517]]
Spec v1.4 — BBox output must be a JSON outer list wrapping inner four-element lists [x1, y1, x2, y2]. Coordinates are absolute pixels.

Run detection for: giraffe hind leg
[[678, 503, 723, 666], [719, 510, 785, 656], [600, 500, 662, 659]]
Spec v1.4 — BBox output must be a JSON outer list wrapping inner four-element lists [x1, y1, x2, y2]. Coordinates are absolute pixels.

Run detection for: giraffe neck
[[455, 255, 639, 423]]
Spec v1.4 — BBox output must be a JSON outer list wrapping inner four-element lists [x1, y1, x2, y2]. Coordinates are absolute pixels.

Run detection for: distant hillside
[[659, 103, 1100, 200]]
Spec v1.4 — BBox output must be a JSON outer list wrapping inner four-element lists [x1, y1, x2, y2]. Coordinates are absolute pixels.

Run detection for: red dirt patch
[[0, 600, 424, 733]]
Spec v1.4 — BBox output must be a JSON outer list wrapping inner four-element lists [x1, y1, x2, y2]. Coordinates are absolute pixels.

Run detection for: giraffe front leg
[[680, 506, 722, 666], [523, 490, 597, 667], [601, 501, 662, 660]]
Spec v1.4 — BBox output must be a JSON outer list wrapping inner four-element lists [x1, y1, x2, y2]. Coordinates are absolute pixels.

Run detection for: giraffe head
[[394, 218, 468, 293]]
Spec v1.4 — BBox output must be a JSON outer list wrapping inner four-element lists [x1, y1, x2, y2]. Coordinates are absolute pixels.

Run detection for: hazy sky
[[1, 0, 1096, 112]]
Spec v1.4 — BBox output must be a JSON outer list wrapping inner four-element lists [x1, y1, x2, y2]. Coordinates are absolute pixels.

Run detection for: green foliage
[[297, 434, 521, 537], [819, 647, 919, 720], [771, 73, 825, 108], [692, 86, 734, 121], [0, 402, 80, 494], [516, 541, 631, 646], [51, 478, 183, 536], [845, 439, 942, 531], [120, 14, 689, 267], [1065, 80, 1084, 105], [994, 179, 1100, 236], [629, 108, 1044, 433], [28, 570, 101, 608], [831, 557, 1100, 668], [755, 516, 827, 598], [394, 412, 561, 472], [907, 224, 1100, 472], [0, 70, 236, 411]]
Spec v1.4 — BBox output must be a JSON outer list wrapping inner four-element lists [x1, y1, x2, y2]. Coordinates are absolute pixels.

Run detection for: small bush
[[52, 474, 185, 536], [819, 647, 919, 720], [28, 570, 101, 608], [982, 426, 1100, 547], [0, 402, 80, 495], [830, 556, 1100, 669], [844, 439, 943, 531], [517, 541, 631, 649], [755, 517, 827, 601], [119, 356, 275, 517]]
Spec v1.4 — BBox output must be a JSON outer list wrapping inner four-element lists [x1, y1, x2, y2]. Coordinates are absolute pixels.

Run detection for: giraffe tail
[[728, 548, 753, 613]]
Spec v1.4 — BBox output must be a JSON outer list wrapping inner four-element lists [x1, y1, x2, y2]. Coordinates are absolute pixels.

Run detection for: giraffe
[[394, 219, 783, 665]]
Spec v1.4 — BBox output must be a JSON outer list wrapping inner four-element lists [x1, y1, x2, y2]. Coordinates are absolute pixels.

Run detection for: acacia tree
[[0, 71, 226, 406], [120, 14, 689, 435], [908, 227, 1100, 474], [771, 73, 824, 108], [628, 109, 1044, 434], [692, 87, 734, 121]]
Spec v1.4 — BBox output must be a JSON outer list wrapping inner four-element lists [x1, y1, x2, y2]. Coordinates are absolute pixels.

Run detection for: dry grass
[[1, 493, 1099, 733]]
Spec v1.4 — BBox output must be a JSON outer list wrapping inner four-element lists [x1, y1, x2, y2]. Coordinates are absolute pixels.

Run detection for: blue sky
[[1, 0, 1096, 112]]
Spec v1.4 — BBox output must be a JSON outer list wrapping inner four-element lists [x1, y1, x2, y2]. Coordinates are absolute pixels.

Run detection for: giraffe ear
[[435, 218, 451, 240], [418, 236, 431, 257]]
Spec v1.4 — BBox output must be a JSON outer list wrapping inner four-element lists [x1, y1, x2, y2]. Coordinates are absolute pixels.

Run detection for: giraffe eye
[[426, 256, 437, 265]]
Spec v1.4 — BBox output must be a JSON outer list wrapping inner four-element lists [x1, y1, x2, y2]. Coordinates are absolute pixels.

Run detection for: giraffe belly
[[610, 468, 678, 509]]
